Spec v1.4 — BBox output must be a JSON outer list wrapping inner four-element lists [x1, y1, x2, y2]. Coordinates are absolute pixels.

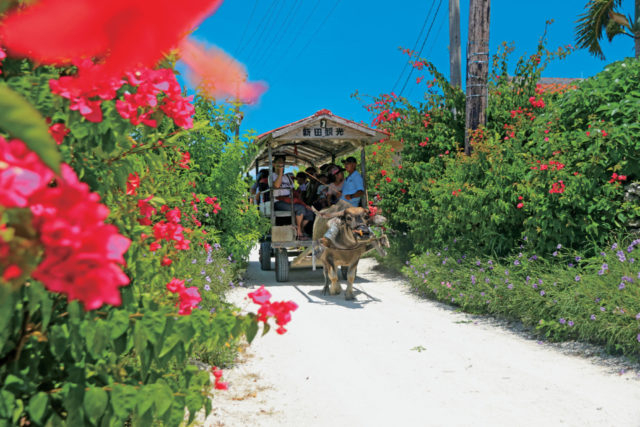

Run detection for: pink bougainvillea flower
[[0, 0, 223, 88], [2, 264, 22, 281], [0, 137, 55, 208], [247, 285, 271, 305], [126, 172, 140, 196], [179, 39, 267, 104], [178, 286, 201, 315], [47, 121, 70, 144], [166, 278, 186, 293]]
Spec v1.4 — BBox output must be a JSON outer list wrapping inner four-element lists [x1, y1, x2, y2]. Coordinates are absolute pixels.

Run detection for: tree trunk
[[464, 0, 491, 155], [449, 0, 462, 87]]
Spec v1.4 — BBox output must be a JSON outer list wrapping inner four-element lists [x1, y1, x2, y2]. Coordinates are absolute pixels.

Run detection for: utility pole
[[464, 0, 490, 155], [449, 0, 461, 88]]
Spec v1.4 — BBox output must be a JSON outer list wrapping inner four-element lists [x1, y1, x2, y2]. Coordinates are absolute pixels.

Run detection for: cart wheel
[[275, 248, 289, 282], [341, 265, 349, 280], [259, 241, 271, 271]]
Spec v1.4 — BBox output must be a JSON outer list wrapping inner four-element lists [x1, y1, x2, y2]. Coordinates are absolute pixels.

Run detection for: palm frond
[[575, 0, 623, 59]]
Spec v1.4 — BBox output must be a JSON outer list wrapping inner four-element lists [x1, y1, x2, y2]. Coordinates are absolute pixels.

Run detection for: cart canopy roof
[[248, 109, 389, 170]]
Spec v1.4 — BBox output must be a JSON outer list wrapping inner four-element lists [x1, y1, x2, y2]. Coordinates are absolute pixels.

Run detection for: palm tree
[[575, 0, 640, 59]]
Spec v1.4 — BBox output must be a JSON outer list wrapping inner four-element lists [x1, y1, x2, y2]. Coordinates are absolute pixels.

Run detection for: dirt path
[[202, 249, 640, 427]]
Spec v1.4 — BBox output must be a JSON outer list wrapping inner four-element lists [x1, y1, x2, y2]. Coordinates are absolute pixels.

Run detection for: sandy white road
[[203, 249, 640, 427]]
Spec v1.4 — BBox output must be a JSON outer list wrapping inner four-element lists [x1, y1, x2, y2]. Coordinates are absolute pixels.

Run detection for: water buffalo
[[312, 200, 389, 300]]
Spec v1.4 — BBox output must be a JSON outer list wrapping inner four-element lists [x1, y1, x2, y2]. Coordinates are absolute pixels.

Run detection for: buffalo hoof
[[329, 285, 342, 296], [345, 292, 355, 301]]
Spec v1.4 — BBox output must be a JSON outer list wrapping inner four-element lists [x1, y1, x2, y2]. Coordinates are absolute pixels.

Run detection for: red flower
[[380, 170, 387, 176], [48, 122, 70, 144], [248, 285, 271, 305], [516, 202, 523, 209], [166, 278, 185, 293], [161, 256, 173, 266], [2, 264, 22, 281], [126, 172, 140, 195], [0, 137, 55, 208], [179, 39, 266, 105], [149, 241, 162, 251], [177, 286, 201, 315], [0, 0, 223, 90]]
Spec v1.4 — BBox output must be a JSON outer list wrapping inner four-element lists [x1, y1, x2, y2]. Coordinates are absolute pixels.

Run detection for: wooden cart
[[248, 109, 389, 282]]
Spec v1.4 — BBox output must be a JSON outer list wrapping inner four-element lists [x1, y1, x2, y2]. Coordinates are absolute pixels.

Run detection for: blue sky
[[192, 0, 634, 136]]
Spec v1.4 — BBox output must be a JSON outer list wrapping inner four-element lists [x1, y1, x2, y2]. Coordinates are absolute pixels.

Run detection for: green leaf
[[245, 316, 259, 343], [109, 310, 130, 340], [152, 381, 174, 417], [0, 83, 61, 174], [110, 384, 137, 420], [83, 387, 108, 424], [27, 392, 48, 424]]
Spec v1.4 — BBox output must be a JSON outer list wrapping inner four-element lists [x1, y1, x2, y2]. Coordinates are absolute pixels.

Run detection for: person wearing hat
[[340, 156, 364, 207], [271, 155, 314, 239]]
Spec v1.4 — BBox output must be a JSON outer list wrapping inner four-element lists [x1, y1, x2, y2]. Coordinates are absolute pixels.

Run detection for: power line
[[399, 0, 444, 97], [254, 0, 303, 67], [291, 0, 342, 63], [406, 15, 446, 99], [391, 1, 438, 94], [245, 0, 287, 64], [234, 0, 259, 55], [237, 0, 278, 57]]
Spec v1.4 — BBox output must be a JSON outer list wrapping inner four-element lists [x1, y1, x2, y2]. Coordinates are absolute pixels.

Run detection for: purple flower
[[186, 278, 193, 282], [598, 269, 605, 276], [200, 269, 206, 275], [204, 284, 211, 291], [476, 260, 482, 266], [590, 314, 596, 320], [600, 306, 606, 312], [480, 292, 485, 296], [514, 260, 521, 265], [616, 250, 626, 262], [504, 269, 509, 276], [507, 283, 514, 289], [602, 263, 608, 270], [575, 275, 580, 282], [529, 255, 538, 261], [618, 283, 625, 290], [538, 279, 543, 285], [595, 297, 601, 302], [568, 320, 574, 327], [557, 244, 562, 249], [214, 243, 221, 250], [405, 260, 409, 265], [540, 290, 545, 296], [210, 307, 216, 313], [635, 313, 640, 320], [630, 258, 635, 263], [600, 251, 606, 257], [568, 263, 574, 268], [206, 276, 212, 282], [191, 259, 197, 264], [637, 334, 640, 343], [552, 251, 558, 257], [559, 318, 566, 324], [518, 252, 523, 258], [524, 236, 528, 241], [575, 256, 581, 262], [484, 278, 490, 283], [612, 243, 618, 250], [532, 283, 538, 289], [471, 275, 476, 285], [220, 267, 225, 274]]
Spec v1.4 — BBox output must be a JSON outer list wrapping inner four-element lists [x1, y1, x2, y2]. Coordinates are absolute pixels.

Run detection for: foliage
[[0, 44, 279, 427], [185, 97, 269, 261], [365, 31, 640, 259], [404, 237, 640, 358]]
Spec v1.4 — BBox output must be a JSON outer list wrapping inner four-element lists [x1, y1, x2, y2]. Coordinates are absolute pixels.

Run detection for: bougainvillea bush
[[367, 34, 639, 259], [0, 1, 293, 425]]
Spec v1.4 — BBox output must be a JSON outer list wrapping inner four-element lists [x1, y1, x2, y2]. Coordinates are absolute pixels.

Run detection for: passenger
[[271, 155, 314, 240], [326, 165, 345, 206], [302, 167, 319, 206], [250, 169, 269, 205], [295, 172, 308, 193], [313, 173, 329, 210], [340, 156, 365, 207]]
